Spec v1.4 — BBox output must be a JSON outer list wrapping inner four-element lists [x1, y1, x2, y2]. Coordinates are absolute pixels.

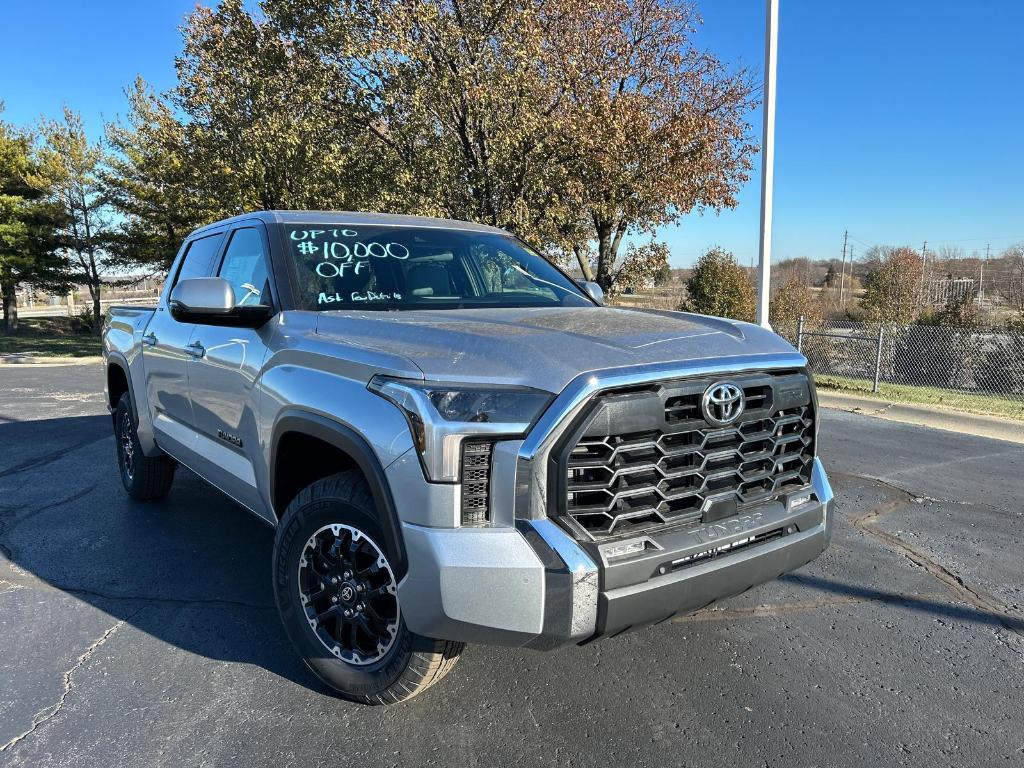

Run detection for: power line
[[847, 233, 874, 250], [847, 232, 1024, 249], [923, 234, 1024, 243]]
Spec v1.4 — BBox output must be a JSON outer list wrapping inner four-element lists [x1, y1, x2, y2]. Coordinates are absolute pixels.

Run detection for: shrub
[[75, 308, 96, 334], [770, 278, 823, 341], [680, 247, 755, 322], [860, 247, 922, 323]]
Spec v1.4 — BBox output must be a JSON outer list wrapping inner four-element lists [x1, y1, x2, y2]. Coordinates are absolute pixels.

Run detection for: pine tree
[[0, 111, 67, 333]]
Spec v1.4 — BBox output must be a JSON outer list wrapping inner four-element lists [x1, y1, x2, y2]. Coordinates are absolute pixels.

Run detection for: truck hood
[[313, 306, 799, 393]]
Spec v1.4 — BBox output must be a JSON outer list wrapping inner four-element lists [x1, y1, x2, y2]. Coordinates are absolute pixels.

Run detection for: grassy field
[[815, 373, 1024, 421], [0, 317, 101, 358]]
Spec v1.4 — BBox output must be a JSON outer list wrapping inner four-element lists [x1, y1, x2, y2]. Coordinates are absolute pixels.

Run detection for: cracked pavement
[[1, 364, 1023, 767]]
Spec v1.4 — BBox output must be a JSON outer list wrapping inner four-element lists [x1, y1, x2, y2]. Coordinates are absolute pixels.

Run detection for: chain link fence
[[787, 318, 1024, 420]]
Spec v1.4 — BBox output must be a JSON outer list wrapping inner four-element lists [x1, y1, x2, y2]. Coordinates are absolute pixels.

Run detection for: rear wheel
[[273, 471, 464, 704], [114, 393, 175, 500]]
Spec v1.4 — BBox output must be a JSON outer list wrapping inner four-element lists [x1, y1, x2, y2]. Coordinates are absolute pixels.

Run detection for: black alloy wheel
[[118, 408, 137, 483], [298, 523, 400, 665]]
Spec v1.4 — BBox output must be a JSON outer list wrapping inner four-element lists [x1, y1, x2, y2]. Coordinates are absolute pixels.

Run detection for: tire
[[273, 471, 464, 705], [114, 393, 176, 500]]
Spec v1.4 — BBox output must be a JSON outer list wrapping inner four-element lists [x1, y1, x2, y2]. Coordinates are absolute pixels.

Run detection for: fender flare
[[105, 353, 137, 421], [269, 409, 408, 579], [106, 351, 162, 456]]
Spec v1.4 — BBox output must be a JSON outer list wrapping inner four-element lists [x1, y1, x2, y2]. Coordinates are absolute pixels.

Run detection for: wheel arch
[[270, 409, 408, 579], [106, 356, 134, 421]]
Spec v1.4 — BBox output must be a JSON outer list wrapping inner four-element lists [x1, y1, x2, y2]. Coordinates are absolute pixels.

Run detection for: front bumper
[[596, 483, 830, 639], [397, 456, 833, 648]]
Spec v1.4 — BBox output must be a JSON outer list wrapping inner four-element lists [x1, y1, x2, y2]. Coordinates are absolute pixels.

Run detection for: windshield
[[282, 224, 593, 311]]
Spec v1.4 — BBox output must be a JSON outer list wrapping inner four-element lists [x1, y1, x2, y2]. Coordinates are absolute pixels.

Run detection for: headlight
[[368, 377, 553, 482]]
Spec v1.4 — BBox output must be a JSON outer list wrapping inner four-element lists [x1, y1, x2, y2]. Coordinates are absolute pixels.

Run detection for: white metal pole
[[756, 0, 778, 328]]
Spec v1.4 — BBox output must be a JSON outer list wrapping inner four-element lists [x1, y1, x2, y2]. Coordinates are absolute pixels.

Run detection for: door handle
[[185, 341, 206, 359], [142, 332, 157, 347]]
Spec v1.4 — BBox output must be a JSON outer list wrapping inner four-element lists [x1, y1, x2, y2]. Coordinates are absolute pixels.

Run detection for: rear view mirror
[[169, 277, 272, 328]]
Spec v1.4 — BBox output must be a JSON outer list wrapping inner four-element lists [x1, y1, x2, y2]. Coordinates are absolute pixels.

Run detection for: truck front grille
[[556, 372, 815, 540]]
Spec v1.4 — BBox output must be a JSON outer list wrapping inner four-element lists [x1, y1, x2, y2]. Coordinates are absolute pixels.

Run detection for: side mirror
[[577, 280, 605, 305], [169, 277, 272, 328]]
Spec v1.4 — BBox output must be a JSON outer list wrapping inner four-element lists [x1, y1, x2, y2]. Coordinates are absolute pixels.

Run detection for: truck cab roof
[[189, 210, 508, 238]]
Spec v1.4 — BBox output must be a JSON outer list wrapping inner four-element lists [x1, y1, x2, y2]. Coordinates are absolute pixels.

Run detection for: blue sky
[[2, 1, 1022, 267]]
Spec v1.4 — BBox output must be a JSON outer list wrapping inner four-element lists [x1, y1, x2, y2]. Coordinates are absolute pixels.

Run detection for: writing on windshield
[[284, 224, 591, 311]]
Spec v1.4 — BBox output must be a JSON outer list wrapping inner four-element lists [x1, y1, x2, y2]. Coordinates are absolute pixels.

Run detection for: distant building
[[926, 277, 975, 306]]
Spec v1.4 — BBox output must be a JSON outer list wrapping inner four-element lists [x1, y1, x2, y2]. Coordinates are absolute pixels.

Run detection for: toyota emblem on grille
[[701, 382, 745, 426]]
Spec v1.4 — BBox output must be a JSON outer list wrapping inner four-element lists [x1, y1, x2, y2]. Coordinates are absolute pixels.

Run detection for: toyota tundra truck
[[102, 211, 833, 705]]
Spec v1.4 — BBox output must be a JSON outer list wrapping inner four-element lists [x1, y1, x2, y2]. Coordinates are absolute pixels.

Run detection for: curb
[[0, 355, 103, 367], [818, 391, 1024, 445]]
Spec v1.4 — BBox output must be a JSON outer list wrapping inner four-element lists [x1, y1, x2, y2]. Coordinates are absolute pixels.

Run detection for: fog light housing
[[460, 441, 492, 526]]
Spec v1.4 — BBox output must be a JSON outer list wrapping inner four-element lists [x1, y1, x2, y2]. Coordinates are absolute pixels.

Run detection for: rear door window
[[175, 233, 225, 285], [218, 228, 272, 307]]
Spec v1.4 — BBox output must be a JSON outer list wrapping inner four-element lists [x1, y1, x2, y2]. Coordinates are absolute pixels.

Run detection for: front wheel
[[273, 471, 464, 705], [114, 393, 176, 500]]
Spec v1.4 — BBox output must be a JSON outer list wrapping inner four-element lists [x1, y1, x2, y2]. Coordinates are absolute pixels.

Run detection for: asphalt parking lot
[[1, 363, 1022, 767]]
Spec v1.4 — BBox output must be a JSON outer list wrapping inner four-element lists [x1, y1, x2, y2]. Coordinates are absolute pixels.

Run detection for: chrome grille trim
[[558, 373, 815, 540], [513, 353, 812, 524]]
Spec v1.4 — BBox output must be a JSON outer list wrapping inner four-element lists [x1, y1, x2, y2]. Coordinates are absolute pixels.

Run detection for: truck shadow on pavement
[[781, 572, 1024, 634], [0, 415, 331, 696]]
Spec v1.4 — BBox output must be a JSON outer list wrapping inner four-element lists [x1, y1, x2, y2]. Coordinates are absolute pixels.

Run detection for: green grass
[[815, 373, 1024, 421], [0, 317, 101, 358]]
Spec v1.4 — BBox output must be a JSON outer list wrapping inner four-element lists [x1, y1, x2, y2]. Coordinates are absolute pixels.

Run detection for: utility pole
[[838, 230, 848, 305], [756, 0, 778, 328], [919, 241, 928, 307], [979, 243, 990, 308]]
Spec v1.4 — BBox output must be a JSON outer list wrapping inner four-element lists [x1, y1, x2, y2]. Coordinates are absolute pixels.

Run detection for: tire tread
[[116, 394, 175, 501], [275, 470, 465, 705]]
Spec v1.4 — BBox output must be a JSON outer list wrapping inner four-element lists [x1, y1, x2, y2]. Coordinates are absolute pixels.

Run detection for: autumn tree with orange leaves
[[107, 0, 757, 289], [539, 0, 756, 287]]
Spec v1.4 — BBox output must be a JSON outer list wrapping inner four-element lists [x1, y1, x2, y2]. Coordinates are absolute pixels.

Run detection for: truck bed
[[103, 305, 156, 363]]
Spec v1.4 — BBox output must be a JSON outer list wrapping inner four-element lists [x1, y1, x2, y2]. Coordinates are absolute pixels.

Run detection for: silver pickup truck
[[103, 211, 833, 705]]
